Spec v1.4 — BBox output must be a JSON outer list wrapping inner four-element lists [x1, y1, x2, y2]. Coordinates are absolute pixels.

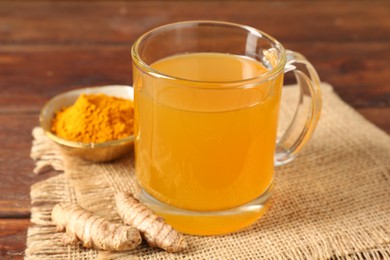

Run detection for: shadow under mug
[[131, 21, 321, 235]]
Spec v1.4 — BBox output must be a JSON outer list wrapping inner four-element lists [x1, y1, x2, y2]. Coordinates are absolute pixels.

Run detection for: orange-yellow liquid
[[134, 53, 283, 234]]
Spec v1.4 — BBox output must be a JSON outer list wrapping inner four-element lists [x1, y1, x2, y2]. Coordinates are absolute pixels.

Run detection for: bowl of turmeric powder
[[40, 85, 135, 162]]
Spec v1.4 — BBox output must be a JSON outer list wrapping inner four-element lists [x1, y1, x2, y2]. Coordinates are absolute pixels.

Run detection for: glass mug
[[131, 21, 321, 235]]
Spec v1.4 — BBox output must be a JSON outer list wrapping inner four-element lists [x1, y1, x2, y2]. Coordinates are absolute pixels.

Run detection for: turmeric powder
[[51, 93, 134, 143], [51, 202, 142, 251]]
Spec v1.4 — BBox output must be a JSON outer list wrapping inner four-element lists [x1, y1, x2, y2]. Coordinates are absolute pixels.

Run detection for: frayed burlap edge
[[25, 83, 390, 260]]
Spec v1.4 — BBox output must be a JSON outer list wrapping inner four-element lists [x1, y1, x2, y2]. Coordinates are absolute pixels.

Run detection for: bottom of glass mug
[[136, 183, 273, 236]]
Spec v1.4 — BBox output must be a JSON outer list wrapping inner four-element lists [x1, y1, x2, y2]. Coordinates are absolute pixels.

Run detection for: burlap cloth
[[26, 83, 390, 259]]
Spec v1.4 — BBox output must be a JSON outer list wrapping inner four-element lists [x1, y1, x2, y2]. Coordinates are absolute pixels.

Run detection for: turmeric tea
[[51, 93, 134, 143]]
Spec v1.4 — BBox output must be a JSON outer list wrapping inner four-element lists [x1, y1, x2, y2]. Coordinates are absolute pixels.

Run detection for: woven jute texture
[[26, 83, 390, 259]]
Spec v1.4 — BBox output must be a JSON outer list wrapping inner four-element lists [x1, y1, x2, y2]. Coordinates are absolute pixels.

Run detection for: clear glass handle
[[275, 50, 322, 166]]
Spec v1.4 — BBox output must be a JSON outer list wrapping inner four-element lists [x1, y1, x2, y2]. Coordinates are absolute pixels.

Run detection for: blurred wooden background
[[0, 0, 389, 258]]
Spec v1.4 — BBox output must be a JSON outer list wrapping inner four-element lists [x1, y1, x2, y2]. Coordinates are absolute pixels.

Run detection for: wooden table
[[0, 1, 389, 258]]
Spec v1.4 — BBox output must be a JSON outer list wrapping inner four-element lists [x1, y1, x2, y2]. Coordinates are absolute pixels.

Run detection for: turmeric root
[[51, 202, 141, 251], [115, 192, 188, 253]]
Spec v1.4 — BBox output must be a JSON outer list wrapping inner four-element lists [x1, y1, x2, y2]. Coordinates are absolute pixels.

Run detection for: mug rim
[[131, 20, 286, 88]]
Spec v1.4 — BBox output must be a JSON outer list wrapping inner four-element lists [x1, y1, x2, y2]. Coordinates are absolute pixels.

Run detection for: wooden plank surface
[[0, 1, 388, 259], [0, 219, 29, 259], [1, 42, 389, 111], [1, 1, 389, 44]]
